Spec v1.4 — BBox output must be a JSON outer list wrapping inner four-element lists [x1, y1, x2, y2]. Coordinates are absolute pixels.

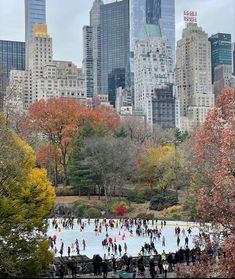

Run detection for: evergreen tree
[[114, 126, 128, 138], [68, 120, 102, 197]]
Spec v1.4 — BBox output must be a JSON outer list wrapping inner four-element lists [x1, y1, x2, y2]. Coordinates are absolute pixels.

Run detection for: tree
[[121, 116, 152, 144], [114, 126, 128, 138], [137, 145, 174, 190], [0, 113, 55, 278], [22, 98, 120, 185], [194, 88, 235, 236], [178, 87, 235, 278], [68, 121, 101, 198], [157, 149, 190, 197], [80, 137, 137, 210]]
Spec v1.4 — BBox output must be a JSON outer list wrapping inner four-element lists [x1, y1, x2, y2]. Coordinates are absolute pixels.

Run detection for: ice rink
[[47, 219, 202, 259]]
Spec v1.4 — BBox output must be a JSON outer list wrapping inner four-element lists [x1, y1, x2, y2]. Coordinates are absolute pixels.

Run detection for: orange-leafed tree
[[22, 98, 120, 185], [194, 87, 235, 235], [178, 87, 235, 278]]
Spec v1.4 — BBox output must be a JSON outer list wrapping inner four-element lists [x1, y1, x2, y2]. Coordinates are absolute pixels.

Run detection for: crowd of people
[[47, 218, 196, 259], [45, 218, 208, 278]]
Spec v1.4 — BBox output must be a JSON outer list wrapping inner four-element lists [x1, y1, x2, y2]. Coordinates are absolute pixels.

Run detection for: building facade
[[0, 40, 25, 111], [213, 64, 233, 98], [6, 24, 85, 114], [146, 0, 161, 25], [209, 33, 232, 83], [134, 23, 175, 130], [160, 0, 175, 64], [90, 0, 103, 97], [115, 86, 133, 114], [233, 42, 235, 75], [176, 23, 215, 132], [100, 0, 130, 106], [25, 0, 46, 69], [152, 86, 176, 129], [83, 26, 93, 99], [83, 0, 103, 99]]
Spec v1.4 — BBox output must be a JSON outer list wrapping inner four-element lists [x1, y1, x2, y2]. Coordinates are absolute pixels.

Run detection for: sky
[[0, 0, 234, 68]]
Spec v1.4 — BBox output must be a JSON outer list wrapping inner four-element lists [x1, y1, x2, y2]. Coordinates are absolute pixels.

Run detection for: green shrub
[[149, 192, 178, 211], [127, 190, 145, 204], [72, 202, 86, 217], [143, 189, 158, 201], [84, 207, 102, 218]]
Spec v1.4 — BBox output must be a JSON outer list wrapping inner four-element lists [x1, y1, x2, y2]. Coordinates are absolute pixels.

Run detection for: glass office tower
[[100, 0, 130, 106], [209, 33, 232, 82], [25, 0, 46, 68], [161, 0, 175, 64], [0, 40, 25, 110]]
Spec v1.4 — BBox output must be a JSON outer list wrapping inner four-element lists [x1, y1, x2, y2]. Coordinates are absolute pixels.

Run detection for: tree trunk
[[88, 189, 91, 200], [175, 188, 179, 200], [62, 155, 68, 186], [104, 185, 109, 211], [54, 157, 58, 187]]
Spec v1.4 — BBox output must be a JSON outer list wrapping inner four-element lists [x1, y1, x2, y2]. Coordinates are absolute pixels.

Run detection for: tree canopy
[[0, 113, 55, 278]]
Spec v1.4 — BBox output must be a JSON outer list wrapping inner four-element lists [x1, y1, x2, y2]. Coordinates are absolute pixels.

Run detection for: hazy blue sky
[[0, 0, 234, 67]]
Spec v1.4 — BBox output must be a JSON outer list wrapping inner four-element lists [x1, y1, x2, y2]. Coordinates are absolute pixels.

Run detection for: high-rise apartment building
[[6, 24, 85, 114], [83, 26, 93, 99], [25, 0, 46, 69], [90, 0, 103, 97], [176, 23, 215, 132], [0, 40, 25, 111], [146, 0, 175, 63], [83, 0, 103, 99], [100, 0, 130, 106], [129, 0, 175, 87], [209, 33, 232, 83], [134, 23, 175, 130]]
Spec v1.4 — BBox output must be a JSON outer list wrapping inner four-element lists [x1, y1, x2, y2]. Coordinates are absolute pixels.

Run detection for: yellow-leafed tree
[[138, 145, 174, 190], [0, 113, 55, 278]]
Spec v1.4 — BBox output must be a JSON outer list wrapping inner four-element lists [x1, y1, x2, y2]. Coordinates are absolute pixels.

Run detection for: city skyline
[[0, 0, 234, 67]]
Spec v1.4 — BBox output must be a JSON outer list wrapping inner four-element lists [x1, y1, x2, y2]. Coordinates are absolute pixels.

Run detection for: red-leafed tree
[[178, 87, 235, 278], [21, 98, 120, 185]]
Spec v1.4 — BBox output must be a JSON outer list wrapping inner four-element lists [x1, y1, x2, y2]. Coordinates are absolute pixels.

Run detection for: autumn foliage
[[112, 201, 128, 217], [178, 87, 235, 278], [194, 87, 235, 235], [20, 98, 120, 185]]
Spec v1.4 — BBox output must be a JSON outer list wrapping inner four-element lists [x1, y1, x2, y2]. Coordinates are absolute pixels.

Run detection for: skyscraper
[[83, 26, 93, 99], [146, 0, 161, 25], [90, 0, 103, 97], [160, 0, 175, 63], [209, 33, 232, 83], [100, 0, 130, 106], [83, 0, 103, 99], [25, 0, 46, 68], [134, 23, 175, 130], [129, 0, 146, 52], [0, 40, 25, 111], [176, 23, 215, 132]]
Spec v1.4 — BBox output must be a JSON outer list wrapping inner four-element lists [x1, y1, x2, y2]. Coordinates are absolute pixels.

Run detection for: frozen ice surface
[[47, 219, 202, 259]]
